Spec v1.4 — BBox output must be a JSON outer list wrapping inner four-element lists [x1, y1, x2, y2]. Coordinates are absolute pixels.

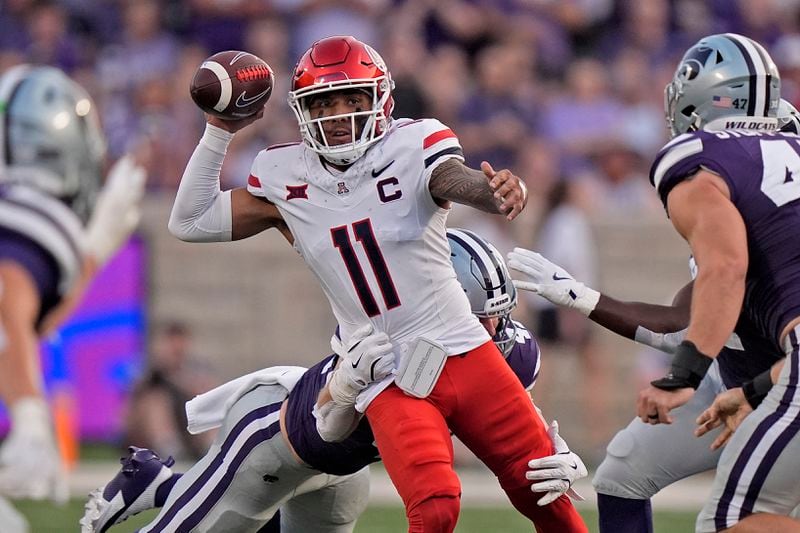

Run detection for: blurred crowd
[[3, 0, 800, 213], [4, 0, 800, 455]]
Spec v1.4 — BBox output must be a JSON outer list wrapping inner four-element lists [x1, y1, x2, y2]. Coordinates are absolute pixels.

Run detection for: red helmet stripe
[[423, 129, 456, 149]]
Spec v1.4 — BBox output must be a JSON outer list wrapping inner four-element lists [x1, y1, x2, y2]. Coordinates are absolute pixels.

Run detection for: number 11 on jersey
[[331, 218, 401, 317]]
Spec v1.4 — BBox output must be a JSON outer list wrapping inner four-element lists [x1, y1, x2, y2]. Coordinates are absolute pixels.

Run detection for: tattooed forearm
[[428, 159, 501, 214]]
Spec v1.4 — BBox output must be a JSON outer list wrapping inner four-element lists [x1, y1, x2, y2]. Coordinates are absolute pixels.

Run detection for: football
[[189, 50, 274, 120]]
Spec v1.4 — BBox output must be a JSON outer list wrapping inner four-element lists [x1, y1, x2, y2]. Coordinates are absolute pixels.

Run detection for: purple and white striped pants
[[697, 326, 800, 532], [139, 383, 369, 532]]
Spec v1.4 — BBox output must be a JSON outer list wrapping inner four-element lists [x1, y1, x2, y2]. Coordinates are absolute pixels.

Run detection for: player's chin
[[327, 134, 354, 146]]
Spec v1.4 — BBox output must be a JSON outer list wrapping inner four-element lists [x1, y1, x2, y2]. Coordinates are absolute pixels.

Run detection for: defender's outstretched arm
[[508, 247, 691, 353]]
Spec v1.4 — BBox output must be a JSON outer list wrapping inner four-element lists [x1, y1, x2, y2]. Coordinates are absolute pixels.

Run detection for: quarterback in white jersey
[[245, 118, 489, 406], [170, 35, 587, 532]]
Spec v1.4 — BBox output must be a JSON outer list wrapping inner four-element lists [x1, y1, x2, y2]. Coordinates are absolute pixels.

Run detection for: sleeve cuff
[[201, 124, 235, 154]]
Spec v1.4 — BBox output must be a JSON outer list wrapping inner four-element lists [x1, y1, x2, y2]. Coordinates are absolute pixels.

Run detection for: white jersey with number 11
[[246, 117, 490, 360]]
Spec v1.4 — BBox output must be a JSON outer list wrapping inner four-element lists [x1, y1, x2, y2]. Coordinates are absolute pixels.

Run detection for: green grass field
[[15, 500, 697, 532]]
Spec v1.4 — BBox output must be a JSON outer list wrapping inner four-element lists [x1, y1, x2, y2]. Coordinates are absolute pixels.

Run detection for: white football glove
[[328, 325, 395, 405], [506, 247, 600, 316], [526, 420, 587, 506], [85, 155, 147, 266]]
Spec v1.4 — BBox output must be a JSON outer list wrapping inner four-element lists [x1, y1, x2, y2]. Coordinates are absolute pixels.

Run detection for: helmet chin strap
[[320, 149, 362, 167]]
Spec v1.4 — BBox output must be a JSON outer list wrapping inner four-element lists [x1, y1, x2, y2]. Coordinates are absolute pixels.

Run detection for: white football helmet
[[665, 33, 780, 138], [0, 65, 106, 222], [778, 98, 800, 133], [447, 228, 518, 356]]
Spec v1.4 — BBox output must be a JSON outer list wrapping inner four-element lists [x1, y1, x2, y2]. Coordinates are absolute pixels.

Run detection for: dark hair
[[162, 321, 189, 337]]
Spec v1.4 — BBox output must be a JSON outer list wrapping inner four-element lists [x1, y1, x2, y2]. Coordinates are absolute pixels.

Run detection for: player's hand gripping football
[[526, 420, 587, 506], [206, 108, 265, 134], [328, 325, 395, 405], [481, 161, 527, 221], [85, 155, 147, 267], [695, 387, 753, 450], [506, 247, 600, 316]]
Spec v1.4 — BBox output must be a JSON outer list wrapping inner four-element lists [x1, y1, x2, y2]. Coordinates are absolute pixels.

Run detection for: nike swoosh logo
[[229, 52, 249, 65], [556, 451, 578, 469], [369, 359, 381, 381], [371, 160, 395, 178], [552, 273, 571, 281], [235, 88, 272, 108], [351, 354, 363, 368]]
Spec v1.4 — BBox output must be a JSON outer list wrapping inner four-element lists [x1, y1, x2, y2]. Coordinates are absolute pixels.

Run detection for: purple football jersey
[[719, 314, 784, 388], [652, 129, 800, 346], [0, 184, 84, 324], [284, 321, 542, 476], [284, 354, 380, 476], [0, 227, 61, 323]]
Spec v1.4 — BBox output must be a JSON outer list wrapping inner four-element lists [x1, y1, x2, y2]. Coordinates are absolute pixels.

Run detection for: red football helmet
[[288, 36, 394, 165]]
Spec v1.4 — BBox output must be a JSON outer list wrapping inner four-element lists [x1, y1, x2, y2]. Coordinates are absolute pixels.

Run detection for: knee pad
[[592, 431, 657, 500], [407, 495, 460, 533]]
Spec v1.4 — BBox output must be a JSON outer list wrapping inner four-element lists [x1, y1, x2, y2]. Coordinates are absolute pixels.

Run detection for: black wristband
[[651, 340, 713, 390], [742, 369, 773, 409]]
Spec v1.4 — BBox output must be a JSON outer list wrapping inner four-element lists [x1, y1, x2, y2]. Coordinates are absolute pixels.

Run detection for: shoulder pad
[[650, 133, 705, 190]]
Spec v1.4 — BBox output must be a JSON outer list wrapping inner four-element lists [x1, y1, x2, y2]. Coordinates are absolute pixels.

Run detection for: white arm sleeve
[[634, 326, 688, 354], [168, 124, 235, 242]]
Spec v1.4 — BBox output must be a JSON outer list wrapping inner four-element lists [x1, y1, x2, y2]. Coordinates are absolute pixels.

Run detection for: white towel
[[185, 366, 307, 434]]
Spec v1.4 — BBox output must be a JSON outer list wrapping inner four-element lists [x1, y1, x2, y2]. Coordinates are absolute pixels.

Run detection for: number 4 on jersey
[[761, 139, 800, 206], [331, 218, 401, 317]]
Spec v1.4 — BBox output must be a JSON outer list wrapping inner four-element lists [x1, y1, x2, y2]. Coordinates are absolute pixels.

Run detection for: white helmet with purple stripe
[[447, 228, 518, 356], [778, 98, 800, 133], [665, 33, 781, 139], [0, 65, 106, 223]]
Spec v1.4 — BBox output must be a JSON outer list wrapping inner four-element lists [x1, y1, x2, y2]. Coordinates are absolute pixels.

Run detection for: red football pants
[[366, 339, 588, 533]]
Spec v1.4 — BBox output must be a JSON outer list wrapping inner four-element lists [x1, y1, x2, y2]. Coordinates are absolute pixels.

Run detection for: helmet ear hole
[[681, 105, 696, 117]]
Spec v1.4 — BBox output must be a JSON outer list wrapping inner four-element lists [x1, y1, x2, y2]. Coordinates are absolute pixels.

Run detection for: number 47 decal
[[331, 218, 401, 317]]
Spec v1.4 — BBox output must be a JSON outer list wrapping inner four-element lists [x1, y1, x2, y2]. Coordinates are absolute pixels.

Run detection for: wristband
[[634, 326, 687, 354], [201, 123, 234, 154], [651, 340, 713, 390], [577, 287, 601, 316], [10, 397, 52, 440], [742, 369, 773, 409]]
